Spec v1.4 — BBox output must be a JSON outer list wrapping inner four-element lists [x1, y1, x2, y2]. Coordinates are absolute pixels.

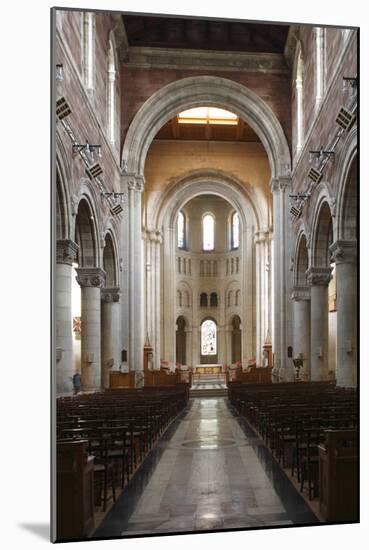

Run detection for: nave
[[95, 397, 318, 538]]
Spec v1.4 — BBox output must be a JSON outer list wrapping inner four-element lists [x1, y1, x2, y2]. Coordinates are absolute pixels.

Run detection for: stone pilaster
[[56, 240, 79, 394], [330, 240, 357, 387], [270, 176, 293, 381], [306, 266, 332, 381], [124, 173, 145, 386], [101, 287, 121, 389], [291, 286, 311, 380], [76, 267, 106, 391]]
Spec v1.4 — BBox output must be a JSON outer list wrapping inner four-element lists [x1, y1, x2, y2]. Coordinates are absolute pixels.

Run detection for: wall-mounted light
[[290, 205, 302, 219], [307, 166, 323, 184], [73, 141, 101, 162], [289, 192, 310, 200], [56, 96, 71, 120], [56, 64, 64, 81], [101, 192, 125, 200], [111, 203, 124, 216], [87, 163, 103, 179], [309, 146, 335, 164], [342, 76, 357, 95], [336, 106, 355, 131]]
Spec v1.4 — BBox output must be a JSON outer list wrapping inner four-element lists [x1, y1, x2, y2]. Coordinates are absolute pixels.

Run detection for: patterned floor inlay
[[94, 398, 318, 539]]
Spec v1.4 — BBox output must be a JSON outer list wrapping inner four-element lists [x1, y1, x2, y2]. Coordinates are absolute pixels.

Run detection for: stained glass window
[[231, 212, 239, 249], [203, 214, 214, 251], [201, 319, 217, 355], [177, 211, 185, 248]]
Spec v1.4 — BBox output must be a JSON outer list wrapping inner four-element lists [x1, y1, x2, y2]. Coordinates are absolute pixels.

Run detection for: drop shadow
[[18, 523, 49, 541]]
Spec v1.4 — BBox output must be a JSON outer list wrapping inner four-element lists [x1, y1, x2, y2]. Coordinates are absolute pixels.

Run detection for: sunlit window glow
[[178, 107, 238, 125], [231, 212, 239, 249], [201, 319, 217, 355], [203, 214, 214, 251], [177, 211, 185, 248]]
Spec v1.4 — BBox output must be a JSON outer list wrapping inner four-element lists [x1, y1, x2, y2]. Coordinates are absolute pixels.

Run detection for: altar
[[192, 364, 224, 384], [193, 364, 223, 375]]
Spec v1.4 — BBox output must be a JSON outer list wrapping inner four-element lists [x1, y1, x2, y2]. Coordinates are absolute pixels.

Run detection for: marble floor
[[94, 398, 318, 539]]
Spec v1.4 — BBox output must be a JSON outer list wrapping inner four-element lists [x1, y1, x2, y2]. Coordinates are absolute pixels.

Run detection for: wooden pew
[[57, 440, 95, 540]]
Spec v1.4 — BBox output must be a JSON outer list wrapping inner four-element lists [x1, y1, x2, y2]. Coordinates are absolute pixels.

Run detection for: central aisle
[[95, 398, 318, 538]]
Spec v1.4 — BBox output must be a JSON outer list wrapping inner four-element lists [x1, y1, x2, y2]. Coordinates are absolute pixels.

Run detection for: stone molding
[[291, 286, 311, 301], [76, 267, 106, 288], [123, 173, 145, 192], [330, 240, 357, 264], [270, 176, 292, 193], [101, 287, 120, 303], [123, 46, 289, 74], [56, 239, 79, 265], [306, 267, 332, 287], [254, 230, 269, 244]]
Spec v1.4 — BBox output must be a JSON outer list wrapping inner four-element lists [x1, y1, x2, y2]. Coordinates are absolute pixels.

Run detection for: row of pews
[[228, 381, 358, 522], [56, 385, 189, 540]]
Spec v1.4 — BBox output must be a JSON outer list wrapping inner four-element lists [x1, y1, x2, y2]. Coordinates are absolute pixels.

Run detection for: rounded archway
[[122, 76, 291, 179], [75, 198, 99, 268]]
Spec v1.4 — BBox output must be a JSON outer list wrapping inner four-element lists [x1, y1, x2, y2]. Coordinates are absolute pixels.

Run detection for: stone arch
[[122, 76, 291, 180], [74, 196, 99, 267], [311, 200, 334, 268], [103, 231, 119, 287], [56, 134, 72, 240], [336, 129, 358, 241], [151, 169, 265, 234], [294, 231, 309, 287]]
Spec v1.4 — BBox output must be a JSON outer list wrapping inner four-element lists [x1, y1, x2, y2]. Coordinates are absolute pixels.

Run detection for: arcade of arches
[[54, 10, 358, 538]]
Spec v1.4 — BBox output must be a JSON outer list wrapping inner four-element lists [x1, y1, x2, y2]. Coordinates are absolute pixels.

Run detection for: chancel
[[53, 9, 358, 542]]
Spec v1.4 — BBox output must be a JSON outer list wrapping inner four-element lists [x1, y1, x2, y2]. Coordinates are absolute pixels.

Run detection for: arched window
[[235, 289, 240, 306], [201, 319, 217, 355], [202, 214, 214, 251], [107, 40, 116, 143], [227, 290, 233, 307], [210, 292, 218, 307], [82, 12, 95, 91], [177, 211, 185, 249], [200, 293, 208, 307], [231, 212, 240, 249], [315, 27, 325, 106], [177, 290, 182, 308], [295, 48, 304, 153]]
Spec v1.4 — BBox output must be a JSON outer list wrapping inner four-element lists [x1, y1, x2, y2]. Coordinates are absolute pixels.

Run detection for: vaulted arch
[[122, 76, 291, 180]]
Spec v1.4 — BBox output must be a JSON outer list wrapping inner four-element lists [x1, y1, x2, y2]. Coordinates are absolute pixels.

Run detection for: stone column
[[255, 230, 269, 365], [306, 267, 332, 381], [101, 288, 121, 389], [76, 267, 105, 391], [291, 286, 311, 380], [330, 241, 357, 387], [56, 240, 79, 394], [124, 175, 144, 386], [270, 177, 293, 381]]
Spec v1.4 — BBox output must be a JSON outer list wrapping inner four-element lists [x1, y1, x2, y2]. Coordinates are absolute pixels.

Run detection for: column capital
[[291, 286, 311, 301], [122, 173, 145, 192], [75, 267, 106, 288], [254, 230, 269, 244], [306, 266, 332, 286], [330, 240, 357, 264], [56, 239, 79, 265], [101, 287, 120, 303], [270, 176, 292, 193]]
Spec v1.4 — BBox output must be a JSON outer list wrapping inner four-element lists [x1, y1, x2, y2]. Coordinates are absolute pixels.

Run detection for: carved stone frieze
[[75, 267, 106, 288], [291, 286, 311, 301], [330, 240, 357, 264], [101, 287, 120, 303], [56, 239, 79, 265], [306, 267, 332, 287]]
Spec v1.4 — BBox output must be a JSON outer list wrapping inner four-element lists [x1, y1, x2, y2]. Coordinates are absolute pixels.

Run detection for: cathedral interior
[[53, 9, 358, 542]]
